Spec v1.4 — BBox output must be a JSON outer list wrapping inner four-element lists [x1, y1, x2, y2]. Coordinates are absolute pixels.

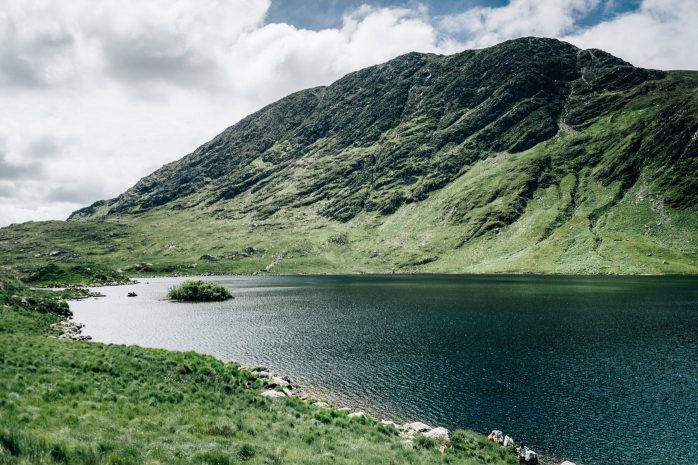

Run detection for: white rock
[[423, 427, 450, 442], [313, 401, 330, 408], [282, 388, 294, 397], [337, 407, 351, 412], [405, 422, 432, 433], [380, 420, 396, 427], [524, 450, 538, 463], [251, 370, 272, 379], [489, 430, 504, 444], [260, 389, 286, 398], [560, 462, 576, 465], [269, 376, 290, 388], [348, 411, 365, 418], [503, 435, 514, 447]]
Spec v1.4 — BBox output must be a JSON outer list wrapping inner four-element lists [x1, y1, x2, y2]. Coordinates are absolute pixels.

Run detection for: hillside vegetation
[[0, 272, 515, 465], [1, 37, 696, 276]]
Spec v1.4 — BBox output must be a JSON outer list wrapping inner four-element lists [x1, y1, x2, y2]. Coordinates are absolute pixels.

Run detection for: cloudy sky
[[1, 0, 696, 226]]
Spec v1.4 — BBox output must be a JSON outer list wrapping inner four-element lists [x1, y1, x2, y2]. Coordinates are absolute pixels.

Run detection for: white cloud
[[441, 0, 600, 47], [0, 1, 456, 226], [439, 0, 698, 70], [0, 0, 695, 226], [563, 0, 698, 70]]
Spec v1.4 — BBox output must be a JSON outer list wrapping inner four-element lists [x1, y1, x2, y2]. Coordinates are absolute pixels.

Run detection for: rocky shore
[[59, 308, 577, 465], [249, 367, 577, 465], [50, 318, 92, 341]]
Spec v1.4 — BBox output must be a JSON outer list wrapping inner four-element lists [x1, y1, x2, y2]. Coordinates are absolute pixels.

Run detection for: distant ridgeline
[[4, 37, 697, 275]]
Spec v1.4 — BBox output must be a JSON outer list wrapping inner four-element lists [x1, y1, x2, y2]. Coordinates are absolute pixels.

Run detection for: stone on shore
[[260, 389, 286, 399], [503, 435, 514, 447], [269, 376, 290, 388], [524, 449, 538, 463], [380, 420, 396, 427], [337, 407, 351, 412], [560, 462, 576, 465], [251, 370, 272, 379], [404, 422, 432, 433], [313, 401, 330, 408], [489, 430, 504, 444], [348, 411, 365, 418], [53, 320, 92, 341], [423, 427, 450, 442]]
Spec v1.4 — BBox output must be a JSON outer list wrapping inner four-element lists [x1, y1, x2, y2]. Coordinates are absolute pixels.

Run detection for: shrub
[[415, 434, 436, 450], [166, 280, 232, 302], [237, 443, 255, 460]]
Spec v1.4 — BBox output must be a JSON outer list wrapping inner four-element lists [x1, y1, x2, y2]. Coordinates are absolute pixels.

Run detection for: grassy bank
[[0, 273, 515, 465]]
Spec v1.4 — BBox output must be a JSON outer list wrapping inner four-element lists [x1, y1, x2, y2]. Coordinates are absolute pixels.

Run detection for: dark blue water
[[70, 275, 698, 465]]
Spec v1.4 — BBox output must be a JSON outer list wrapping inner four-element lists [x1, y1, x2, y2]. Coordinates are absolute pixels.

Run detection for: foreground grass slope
[[0, 274, 514, 465]]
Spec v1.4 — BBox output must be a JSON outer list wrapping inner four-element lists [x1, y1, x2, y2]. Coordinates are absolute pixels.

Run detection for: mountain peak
[[70, 37, 693, 234]]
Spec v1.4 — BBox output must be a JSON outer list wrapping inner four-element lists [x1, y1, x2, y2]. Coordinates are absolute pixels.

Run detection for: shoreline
[[62, 287, 574, 465]]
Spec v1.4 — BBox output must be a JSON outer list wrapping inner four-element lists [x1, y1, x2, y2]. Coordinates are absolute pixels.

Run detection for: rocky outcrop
[[51, 319, 92, 341]]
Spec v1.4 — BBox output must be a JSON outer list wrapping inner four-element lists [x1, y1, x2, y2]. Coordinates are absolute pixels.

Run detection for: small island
[[167, 280, 233, 302]]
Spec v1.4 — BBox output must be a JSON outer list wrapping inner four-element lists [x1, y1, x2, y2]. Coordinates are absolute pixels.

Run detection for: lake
[[70, 275, 698, 465]]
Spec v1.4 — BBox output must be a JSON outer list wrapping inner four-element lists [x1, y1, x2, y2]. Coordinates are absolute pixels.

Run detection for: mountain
[[2, 37, 697, 275]]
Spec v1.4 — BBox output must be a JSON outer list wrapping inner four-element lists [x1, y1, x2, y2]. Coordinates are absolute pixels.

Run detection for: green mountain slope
[[2, 37, 697, 275]]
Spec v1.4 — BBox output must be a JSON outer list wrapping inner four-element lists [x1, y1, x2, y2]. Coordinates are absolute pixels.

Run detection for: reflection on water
[[70, 275, 698, 465]]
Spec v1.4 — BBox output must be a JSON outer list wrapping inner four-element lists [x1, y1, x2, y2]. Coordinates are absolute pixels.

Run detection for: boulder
[[503, 435, 514, 447], [405, 422, 432, 433], [260, 390, 286, 399], [380, 420, 396, 427], [423, 427, 450, 442], [488, 430, 504, 444], [524, 449, 538, 464], [348, 411, 365, 418], [269, 376, 290, 388], [560, 462, 576, 465], [251, 370, 272, 379], [313, 401, 330, 408], [337, 407, 351, 412]]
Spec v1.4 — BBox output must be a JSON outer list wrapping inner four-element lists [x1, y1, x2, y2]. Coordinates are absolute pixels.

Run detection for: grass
[[167, 280, 233, 302], [0, 272, 516, 465]]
